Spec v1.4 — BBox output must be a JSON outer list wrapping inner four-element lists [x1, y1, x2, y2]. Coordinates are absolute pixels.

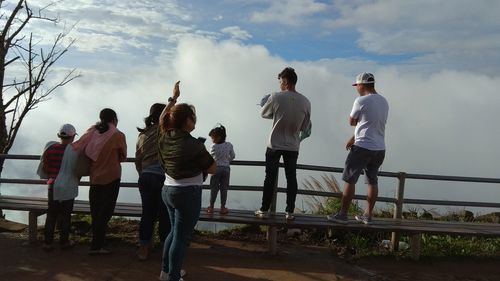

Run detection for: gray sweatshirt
[[261, 91, 311, 151]]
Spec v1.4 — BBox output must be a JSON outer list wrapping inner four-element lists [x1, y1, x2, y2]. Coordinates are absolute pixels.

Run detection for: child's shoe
[[219, 207, 229, 214], [137, 244, 149, 261]]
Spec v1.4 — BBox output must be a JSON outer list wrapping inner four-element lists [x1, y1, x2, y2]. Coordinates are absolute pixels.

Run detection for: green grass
[[303, 174, 500, 259]]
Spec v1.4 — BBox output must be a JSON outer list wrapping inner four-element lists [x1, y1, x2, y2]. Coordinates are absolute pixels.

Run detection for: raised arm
[[260, 93, 274, 119], [159, 81, 181, 133]]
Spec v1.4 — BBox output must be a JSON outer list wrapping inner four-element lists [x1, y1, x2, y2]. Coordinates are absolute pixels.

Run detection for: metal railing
[[1, 154, 500, 252]]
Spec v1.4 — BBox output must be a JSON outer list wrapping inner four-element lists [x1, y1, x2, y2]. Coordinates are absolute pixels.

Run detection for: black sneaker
[[42, 243, 54, 252], [60, 241, 75, 250]]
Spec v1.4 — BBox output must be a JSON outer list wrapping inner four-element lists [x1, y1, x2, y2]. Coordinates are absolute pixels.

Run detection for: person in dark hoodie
[[135, 103, 170, 261]]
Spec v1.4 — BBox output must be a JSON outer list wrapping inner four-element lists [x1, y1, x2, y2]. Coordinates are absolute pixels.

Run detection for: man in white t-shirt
[[327, 72, 389, 225]]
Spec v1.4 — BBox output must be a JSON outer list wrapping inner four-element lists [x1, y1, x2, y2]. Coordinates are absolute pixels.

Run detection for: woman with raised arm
[[158, 81, 216, 281]]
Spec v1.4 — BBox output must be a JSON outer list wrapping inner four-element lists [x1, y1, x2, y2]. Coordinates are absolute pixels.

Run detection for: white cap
[[58, 124, 77, 138], [352, 72, 375, 86]]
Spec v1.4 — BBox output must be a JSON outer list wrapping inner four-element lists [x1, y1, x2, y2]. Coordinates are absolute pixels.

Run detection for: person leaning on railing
[[74, 108, 127, 255], [135, 103, 170, 261], [157, 81, 216, 281]]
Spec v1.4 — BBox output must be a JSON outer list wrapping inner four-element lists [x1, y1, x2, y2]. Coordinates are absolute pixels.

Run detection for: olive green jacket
[[158, 129, 214, 179]]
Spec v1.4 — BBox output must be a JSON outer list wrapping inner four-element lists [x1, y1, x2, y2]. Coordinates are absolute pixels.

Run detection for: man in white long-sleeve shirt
[[255, 67, 311, 220]]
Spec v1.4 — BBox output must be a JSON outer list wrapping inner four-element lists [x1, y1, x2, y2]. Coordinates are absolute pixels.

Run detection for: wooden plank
[[0, 218, 27, 232], [28, 212, 39, 243], [410, 233, 421, 260], [2, 196, 500, 237]]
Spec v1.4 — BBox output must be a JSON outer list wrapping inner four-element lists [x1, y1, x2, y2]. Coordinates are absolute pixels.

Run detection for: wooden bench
[[1, 154, 500, 260], [1, 194, 499, 260]]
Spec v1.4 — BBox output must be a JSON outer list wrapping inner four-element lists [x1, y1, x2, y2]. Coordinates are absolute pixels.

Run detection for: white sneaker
[[326, 213, 348, 224], [355, 214, 372, 225], [159, 270, 186, 280], [285, 212, 295, 220], [254, 209, 267, 218], [158, 271, 168, 281]]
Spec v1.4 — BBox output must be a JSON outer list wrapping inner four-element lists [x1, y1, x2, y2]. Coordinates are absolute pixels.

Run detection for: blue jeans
[[138, 172, 169, 245], [209, 166, 230, 207], [161, 185, 202, 281]]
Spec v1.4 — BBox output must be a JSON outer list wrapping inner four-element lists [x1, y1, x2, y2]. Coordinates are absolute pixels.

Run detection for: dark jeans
[[138, 172, 169, 245], [209, 166, 230, 207], [89, 179, 120, 250], [260, 148, 299, 213], [162, 185, 202, 281], [44, 187, 74, 245]]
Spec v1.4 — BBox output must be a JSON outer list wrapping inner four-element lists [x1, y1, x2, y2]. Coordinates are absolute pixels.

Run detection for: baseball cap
[[58, 124, 77, 138], [352, 72, 375, 86]]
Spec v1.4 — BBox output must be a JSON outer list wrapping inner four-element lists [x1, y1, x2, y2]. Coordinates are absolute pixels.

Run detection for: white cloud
[[251, 0, 328, 26], [221, 26, 252, 41], [329, 0, 500, 56], [27, 0, 194, 53], [3, 2, 500, 215], [7, 37, 500, 202]]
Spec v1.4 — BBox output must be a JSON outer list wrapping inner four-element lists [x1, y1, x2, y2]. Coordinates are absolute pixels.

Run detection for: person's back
[[136, 124, 161, 172], [90, 130, 127, 185], [211, 142, 235, 166], [44, 143, 68, 179], [256, 67, 311, 221], [261, 90, 311, 151], [41, 124, 77, 251], [159, 129, 212, 180], [352, 93, 388, 151]]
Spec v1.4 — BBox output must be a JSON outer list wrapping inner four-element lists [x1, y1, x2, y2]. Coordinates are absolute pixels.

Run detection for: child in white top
[[207, 124, 235, 214]]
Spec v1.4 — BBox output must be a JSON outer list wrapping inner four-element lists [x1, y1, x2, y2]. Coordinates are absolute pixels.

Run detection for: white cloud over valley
[[2, 0, 500, 216]]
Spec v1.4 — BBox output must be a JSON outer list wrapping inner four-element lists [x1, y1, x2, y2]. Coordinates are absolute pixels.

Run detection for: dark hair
[[161, 103, 196, 131], [137, 103, 166, 133], [208, 124, 226, 144], [95, 108, 118, 133], [278, 67, 297, 85], [363, 82, 375, 89]]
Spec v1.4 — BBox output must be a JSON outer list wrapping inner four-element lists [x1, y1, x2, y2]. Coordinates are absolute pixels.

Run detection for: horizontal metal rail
[[1, 154, 500, 208]]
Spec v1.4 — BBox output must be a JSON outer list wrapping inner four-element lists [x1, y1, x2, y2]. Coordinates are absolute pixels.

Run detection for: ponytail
[[138, 103, 166, 133], [96, 108, 117, 133]]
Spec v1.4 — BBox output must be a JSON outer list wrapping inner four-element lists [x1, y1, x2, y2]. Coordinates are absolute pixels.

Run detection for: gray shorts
[[342, 145, 385, 185]]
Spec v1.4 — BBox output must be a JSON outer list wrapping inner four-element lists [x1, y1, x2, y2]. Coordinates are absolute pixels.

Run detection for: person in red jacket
[[42, 124, 77, 251]]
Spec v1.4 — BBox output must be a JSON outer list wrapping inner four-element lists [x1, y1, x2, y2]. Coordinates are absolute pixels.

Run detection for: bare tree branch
[[1, 0, 24, 45], [3, 55, 19, 67], [0, 0, 80, 159]]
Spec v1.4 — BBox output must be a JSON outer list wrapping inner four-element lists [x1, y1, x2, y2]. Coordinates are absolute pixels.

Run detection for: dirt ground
[[0, 232, 499, 281]]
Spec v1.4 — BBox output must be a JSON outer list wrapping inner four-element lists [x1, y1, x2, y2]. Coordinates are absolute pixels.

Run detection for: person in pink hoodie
[[74, 108, 127, 255]]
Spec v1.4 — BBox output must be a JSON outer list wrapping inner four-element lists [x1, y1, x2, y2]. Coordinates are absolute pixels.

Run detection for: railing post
[[267, 169, 278, 255], [391, 172, 406, 251], [28, 211, 38, 243]]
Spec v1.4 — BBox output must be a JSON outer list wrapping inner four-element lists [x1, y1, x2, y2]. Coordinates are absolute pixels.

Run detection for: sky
[[2, 0, 500, 216]]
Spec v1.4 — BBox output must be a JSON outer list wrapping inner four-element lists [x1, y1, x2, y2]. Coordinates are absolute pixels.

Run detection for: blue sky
[[3, 0, 500, 211]]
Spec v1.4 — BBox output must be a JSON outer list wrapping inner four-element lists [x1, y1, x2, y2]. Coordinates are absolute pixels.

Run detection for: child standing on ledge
[[207, 124, 235, 215]]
